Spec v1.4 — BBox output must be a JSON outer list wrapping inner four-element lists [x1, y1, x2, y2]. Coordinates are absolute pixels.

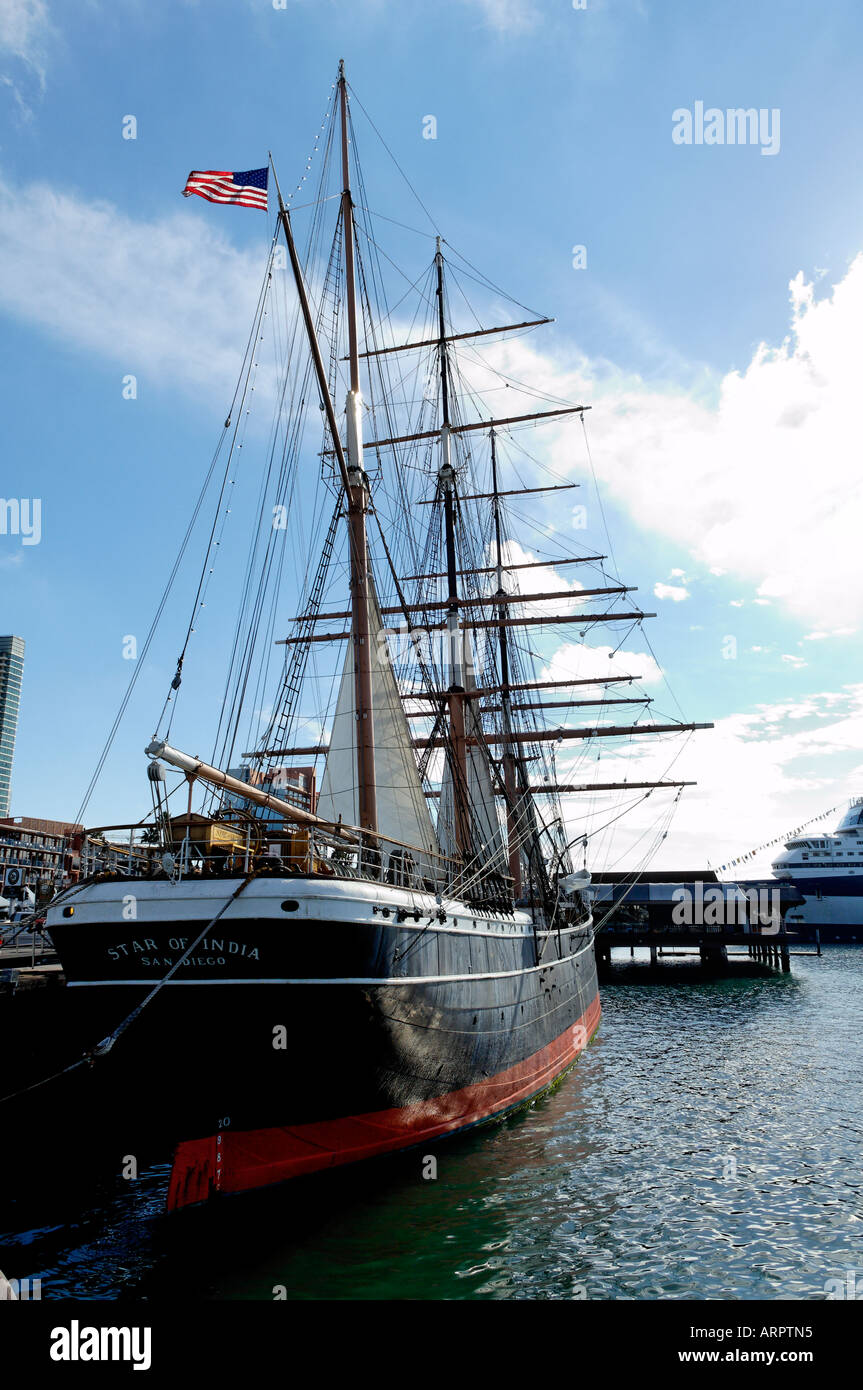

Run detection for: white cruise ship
[[740, 799, 863, 942]]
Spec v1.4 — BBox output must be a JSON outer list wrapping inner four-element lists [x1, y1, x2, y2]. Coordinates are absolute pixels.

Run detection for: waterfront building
[[0, 815, 80, 902], [0, 636, 25, 817], [0, 816, 150, 905], [225, 765, 316, 825]]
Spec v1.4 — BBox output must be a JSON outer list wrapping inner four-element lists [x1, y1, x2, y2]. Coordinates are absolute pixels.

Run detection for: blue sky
[[2, 0, 863, 868]]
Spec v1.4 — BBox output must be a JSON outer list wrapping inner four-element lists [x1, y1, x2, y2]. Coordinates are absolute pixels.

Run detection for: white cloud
[[497, 540, 587, 617], [653, 582, 689, 602], [782, 653, 807, 668], [555, 684, 863, 869], [0, 173, 266, 401], [465, 539, 638, 635], [541, 640, 663, 687], [803, 627, 856, 641], [454, 254, 863, 629], [0, 0, 53, 116], [457, 0, 538, 33], [3, 166, 863, 638], [0, 0, 50, 71]]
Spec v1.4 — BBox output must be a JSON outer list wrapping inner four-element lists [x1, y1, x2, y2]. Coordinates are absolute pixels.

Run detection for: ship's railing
[[279, 826, 453, 897], [54, 819, 513, 907]]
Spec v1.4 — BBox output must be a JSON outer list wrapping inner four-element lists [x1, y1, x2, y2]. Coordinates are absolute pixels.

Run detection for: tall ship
[[43, 65, 706, 1210], [737, 800, 863, 943]]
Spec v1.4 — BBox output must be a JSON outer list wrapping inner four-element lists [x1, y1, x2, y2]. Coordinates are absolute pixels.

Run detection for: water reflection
[[1, 948, 859, 1300]]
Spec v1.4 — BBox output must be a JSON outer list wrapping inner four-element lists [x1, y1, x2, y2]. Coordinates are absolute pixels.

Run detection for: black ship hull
[[45, 875, 600, 1209]]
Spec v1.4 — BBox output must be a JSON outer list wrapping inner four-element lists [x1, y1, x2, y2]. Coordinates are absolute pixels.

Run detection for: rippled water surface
[[2, 947, 861, 1299]]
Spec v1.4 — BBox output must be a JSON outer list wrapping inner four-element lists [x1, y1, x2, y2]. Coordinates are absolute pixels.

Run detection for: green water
[[3, 947, 860, 1300]]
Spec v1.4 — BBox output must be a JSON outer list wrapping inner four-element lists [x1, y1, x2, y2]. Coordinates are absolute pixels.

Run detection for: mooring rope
[[0, 874, 257, 1106]]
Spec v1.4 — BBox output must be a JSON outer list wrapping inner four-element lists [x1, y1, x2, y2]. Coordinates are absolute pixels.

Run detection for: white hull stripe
[[66, 940, 594, 988], [54, 919, 580, 943]]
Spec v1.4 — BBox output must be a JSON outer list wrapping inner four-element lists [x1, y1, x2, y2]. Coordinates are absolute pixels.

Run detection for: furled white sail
[[438, 679, 509, 872], [316, 586, 440, 854]]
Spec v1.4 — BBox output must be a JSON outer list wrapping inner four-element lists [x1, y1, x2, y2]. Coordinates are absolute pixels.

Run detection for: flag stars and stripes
[[182, 167, 268, 210]]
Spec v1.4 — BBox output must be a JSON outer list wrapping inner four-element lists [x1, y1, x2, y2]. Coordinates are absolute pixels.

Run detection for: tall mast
[[338, 60, 377, 834], [491, 431, 522, 896], [436, 239, 471, 860]]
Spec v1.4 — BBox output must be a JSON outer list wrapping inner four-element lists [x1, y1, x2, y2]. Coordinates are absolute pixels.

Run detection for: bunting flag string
[[718, 801, 847, 872]]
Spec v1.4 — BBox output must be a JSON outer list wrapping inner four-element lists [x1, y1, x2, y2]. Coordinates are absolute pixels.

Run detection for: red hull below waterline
[[166, 994, 601, 1210]]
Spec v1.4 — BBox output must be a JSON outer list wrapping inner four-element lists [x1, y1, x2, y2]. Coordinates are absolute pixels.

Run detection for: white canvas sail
[[438, 681, 509, 872], [316, 587, 440, 854], [511, 771, 540, 884]]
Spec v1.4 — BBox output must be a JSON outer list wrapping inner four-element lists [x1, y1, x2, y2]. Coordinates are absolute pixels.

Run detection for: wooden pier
[[594, 926, 793, 972], [590, 871, 804, 973]]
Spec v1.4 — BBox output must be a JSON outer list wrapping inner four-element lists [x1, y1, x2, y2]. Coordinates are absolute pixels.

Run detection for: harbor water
[[1, 945, 860, 1300]]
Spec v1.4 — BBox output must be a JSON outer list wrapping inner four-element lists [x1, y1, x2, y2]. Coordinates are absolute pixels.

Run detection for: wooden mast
[[270, 64, 377, 836], [339, 60, 377, 834], [269, 108, 712, 862], [490, 430, 523, 896], [436, 239, 471, 861]]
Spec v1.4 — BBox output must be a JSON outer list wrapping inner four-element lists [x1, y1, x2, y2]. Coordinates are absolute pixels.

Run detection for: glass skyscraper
[[0, 636, 25, 817]]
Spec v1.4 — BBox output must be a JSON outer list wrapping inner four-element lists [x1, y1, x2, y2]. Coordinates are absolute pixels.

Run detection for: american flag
[[182, 167, 268, 211]]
